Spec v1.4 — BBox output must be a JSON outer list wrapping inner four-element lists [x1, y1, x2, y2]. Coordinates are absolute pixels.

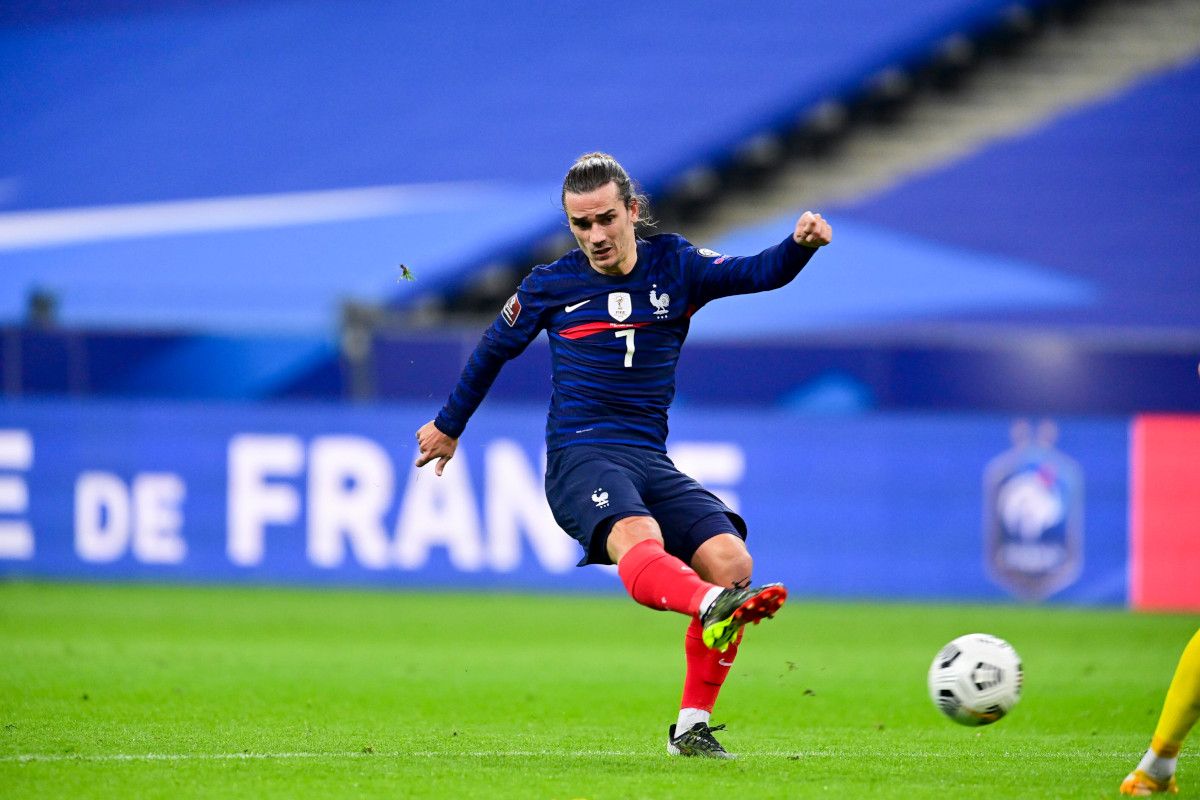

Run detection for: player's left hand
[[793, 211, 832, 248]]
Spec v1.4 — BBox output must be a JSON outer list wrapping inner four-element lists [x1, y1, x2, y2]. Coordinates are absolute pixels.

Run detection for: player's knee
[[691, 533, 753, 586], [606, 515, 663, 562], [723, 550, 753, 587]]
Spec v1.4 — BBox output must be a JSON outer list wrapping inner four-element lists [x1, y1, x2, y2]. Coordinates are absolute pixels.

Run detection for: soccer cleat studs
[[699, 582, 787, 651]]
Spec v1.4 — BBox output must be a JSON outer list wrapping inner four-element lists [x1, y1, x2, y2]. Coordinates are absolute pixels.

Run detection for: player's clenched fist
[[793, 211, 832, 248], [414, 420, 457, 476]]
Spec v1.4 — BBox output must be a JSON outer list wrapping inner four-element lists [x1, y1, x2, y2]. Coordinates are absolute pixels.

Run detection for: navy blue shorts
[[544, 444, 747, 566]]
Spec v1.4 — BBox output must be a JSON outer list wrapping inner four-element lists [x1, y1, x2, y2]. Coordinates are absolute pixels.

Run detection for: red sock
[[681, 617, 742, 711], [617, 539, 713, 615]]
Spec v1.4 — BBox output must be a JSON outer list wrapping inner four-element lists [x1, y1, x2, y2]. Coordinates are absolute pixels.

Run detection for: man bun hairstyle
[[561, 152, 655, 228]]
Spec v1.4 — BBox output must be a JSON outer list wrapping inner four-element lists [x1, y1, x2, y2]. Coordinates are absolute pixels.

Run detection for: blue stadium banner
[[0, 401, 1129, 604]]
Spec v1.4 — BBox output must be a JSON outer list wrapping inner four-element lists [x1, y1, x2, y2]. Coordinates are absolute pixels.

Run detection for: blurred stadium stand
[[1, 0, 1197, 412]]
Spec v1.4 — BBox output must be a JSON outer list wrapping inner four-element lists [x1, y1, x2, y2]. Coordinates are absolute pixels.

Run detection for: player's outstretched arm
[[414, 420, 458, 477], [793, 211, 832, 248], [686, 210, 832, 303]]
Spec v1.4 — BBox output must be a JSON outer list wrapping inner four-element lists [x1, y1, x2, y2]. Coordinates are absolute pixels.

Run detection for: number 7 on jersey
[[615, 329, 635, 367]]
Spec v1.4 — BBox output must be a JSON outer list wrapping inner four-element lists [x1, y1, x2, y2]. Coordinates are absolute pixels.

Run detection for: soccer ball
[[927, 633, 1022, 726]]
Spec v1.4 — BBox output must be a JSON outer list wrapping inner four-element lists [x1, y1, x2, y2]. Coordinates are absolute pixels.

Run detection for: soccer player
[[415, 152, 832, 758], [1121, 628, 1200, 795]]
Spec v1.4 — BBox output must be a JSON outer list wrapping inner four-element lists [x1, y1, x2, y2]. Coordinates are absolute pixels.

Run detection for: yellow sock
[[1151, 628, 1200, 756]]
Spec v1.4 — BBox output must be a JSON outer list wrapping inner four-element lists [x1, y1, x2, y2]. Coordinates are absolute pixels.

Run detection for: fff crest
[[982, 420, 1084, 601]]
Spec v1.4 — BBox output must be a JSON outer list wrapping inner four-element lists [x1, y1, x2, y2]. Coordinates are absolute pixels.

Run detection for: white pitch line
[[1, 749, 1141, 764], [0, 181, 502, 251], [3, 750, 643, 763], [7, 751, 390, 763]]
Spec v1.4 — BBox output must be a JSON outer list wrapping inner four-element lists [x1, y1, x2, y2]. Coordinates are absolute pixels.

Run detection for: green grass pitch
[[1, 581, 1196, 799]]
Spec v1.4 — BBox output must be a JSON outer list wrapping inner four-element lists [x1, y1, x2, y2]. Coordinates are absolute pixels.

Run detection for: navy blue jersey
[[435, 232, 816, 452]]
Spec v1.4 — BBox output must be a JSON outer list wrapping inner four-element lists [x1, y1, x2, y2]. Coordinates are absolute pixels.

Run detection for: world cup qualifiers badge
[[982, 420, 1084, 601], [608, 292, 631, 322]]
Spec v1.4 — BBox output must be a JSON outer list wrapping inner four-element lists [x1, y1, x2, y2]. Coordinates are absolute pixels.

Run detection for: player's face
[[564, 182, 639, 275]]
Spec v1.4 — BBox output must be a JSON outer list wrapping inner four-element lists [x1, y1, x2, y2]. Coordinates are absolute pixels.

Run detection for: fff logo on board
[[983, 420, 1084, 602]]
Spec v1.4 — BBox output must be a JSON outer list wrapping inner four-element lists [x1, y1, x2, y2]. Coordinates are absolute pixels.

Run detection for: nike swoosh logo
[[718, 659, 734, 667], [565, 300, 590, 312]]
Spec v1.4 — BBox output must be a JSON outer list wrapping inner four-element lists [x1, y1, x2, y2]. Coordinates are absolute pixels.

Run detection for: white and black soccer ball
[[927, 633, 1022, 726]]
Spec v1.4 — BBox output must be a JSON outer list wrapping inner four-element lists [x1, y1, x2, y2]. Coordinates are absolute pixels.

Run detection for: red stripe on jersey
[[558, 321, 650, 340]]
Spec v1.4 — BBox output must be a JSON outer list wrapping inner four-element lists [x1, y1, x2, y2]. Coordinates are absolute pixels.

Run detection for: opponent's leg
[[1122, 628, 1200, 795], [1152, 629, 1200, 758]]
